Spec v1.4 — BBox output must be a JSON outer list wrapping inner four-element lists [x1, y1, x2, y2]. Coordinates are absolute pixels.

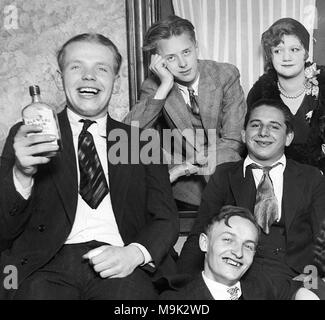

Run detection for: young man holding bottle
[[0, 33, 178, 300]]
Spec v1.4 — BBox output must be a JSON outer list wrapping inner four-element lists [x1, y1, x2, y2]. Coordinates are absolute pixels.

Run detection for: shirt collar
[[67, 108, 107, 138], [202, 271, 242, 300], [177, 73, 200, 95], [243, 154, 286, 177]]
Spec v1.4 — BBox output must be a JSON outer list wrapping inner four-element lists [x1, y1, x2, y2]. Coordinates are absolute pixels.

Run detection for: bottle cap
[[29, 85, 40, 96]]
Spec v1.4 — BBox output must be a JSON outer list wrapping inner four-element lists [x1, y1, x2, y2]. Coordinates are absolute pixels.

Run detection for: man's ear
[[199, 233, 208, 253], [285, 131, 294, 147], [113, 74, 121, 94], [195, 40, 199, 55], [241, 129, 246, 144], [54, 69, 64, 92]]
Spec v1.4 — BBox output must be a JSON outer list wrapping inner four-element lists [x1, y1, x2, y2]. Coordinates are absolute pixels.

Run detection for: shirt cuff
[[129, 243, 153, 266], [148, 97, 166, 106], [13, 168, 33, 200]]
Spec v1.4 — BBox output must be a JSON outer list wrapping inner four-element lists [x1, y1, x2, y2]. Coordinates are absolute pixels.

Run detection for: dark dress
[[247, 63, 325, 172]]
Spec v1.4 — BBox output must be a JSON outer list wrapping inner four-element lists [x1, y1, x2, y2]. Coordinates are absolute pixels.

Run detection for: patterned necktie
[[187, 87, 200, 115], [227, 286, 240, 300], [78, 119, 109, 209], [249, 163, 280, 234]]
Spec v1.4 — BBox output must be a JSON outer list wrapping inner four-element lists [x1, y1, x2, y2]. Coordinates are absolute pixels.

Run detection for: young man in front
[[162, 205, 317, 299], [177, 99, 325, 298]]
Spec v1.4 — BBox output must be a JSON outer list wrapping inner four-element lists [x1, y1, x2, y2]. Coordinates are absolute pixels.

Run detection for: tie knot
[[187, 86, 195, 97], [249, 162, 281, 173], [227, 286, 239, 300], [80, 119, 96, 133]]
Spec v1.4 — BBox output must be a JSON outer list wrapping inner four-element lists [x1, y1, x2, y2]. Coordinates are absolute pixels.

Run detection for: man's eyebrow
[[248, 119, 283, 126], [269, 121, 283, 126], [66, 59, 82, 64], [219, 231, 235, 236], [244, 239, 257, 245]]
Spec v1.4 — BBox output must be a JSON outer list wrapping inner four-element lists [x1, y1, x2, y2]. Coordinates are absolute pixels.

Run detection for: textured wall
[[0, 0, 129, 154]]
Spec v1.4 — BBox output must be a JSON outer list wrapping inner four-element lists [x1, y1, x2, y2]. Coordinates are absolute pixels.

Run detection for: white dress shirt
[[243, 155, 286, 221], [13, 108, 152, 264], [64, 109, 124, 246], [202, 271, 242, 300], [177, 74, 200, 105]]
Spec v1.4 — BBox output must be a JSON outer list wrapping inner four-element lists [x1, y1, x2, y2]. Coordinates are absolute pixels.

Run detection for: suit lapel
[[229, 161, 256, 212], [282, 160, 302, 232], [197, 61, 220, 131], [106, 116, 133, 227], [163, 85, 197, 150], [192, 275, 214, 300], [164, 84, 194, 132], [50, 108, 78, 225]]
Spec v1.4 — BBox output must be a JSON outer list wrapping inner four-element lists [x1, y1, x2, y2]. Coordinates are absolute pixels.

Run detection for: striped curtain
[[172, 0, 317, 95]]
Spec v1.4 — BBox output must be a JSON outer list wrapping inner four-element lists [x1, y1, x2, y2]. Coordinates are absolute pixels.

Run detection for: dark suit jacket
[[0, 108, 179, 298], [124, 60, 246, 205], [177, 159, 325, 285], [160, 273, 283, 300]]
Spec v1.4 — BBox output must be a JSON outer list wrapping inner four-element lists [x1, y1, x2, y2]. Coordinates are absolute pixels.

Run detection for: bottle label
[[24, 109, 59, 146]]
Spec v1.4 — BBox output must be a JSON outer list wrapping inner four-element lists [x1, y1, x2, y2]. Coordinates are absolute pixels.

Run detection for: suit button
[[9, 207, 18, 216], [273, 248, 282, 255], [20, 258, 28, 265], [38, 224, 46, 232]]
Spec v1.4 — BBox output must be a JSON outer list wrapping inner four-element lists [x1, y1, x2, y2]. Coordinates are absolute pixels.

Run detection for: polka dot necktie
[[227, 286, 240, 300]]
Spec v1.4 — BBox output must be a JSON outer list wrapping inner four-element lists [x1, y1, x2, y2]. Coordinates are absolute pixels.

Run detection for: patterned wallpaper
[[0, 0, 129, 154]]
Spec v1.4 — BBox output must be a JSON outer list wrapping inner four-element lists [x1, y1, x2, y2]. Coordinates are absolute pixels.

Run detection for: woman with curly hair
[[247, 18, 325, 172]]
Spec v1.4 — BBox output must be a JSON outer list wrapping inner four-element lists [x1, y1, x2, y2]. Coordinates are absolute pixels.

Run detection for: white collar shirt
[[202, 272, 242, 300], [177, 74, 200, 105], [65, 108, 124, 246]]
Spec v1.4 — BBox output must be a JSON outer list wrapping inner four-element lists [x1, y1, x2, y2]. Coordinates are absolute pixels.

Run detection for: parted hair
[[204, 205, 260, 238], [143, 15, 196, 54]]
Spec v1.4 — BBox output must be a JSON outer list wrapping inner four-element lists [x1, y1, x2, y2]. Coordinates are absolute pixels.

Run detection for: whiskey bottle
[[22, 85, 62, 157]]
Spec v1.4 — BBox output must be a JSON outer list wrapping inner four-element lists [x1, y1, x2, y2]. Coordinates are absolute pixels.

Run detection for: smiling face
[[200, 216, 258, 286], [271, 34, 306, 79], [61, 41, 118, 120], [157, 33, 199, 85], [242, 105, 294, 166]]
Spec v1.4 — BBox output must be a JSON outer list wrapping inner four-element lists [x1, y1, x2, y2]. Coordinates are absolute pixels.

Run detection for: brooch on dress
[[305, 110, 313, 124], [304, 63, 320, 98]]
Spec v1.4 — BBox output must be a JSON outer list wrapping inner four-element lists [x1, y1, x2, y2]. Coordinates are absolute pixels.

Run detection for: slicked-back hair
[[57, 33, 122, 74], [143, 15, 196, 54], [204, 205, 260, 239], [245, 98, 294, 134]]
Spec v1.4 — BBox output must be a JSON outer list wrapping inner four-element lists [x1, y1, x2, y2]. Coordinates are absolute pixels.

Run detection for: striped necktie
[[187, 87, 200, 115], [78, 119, 109, 209], [249, 163, 280, 234]]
